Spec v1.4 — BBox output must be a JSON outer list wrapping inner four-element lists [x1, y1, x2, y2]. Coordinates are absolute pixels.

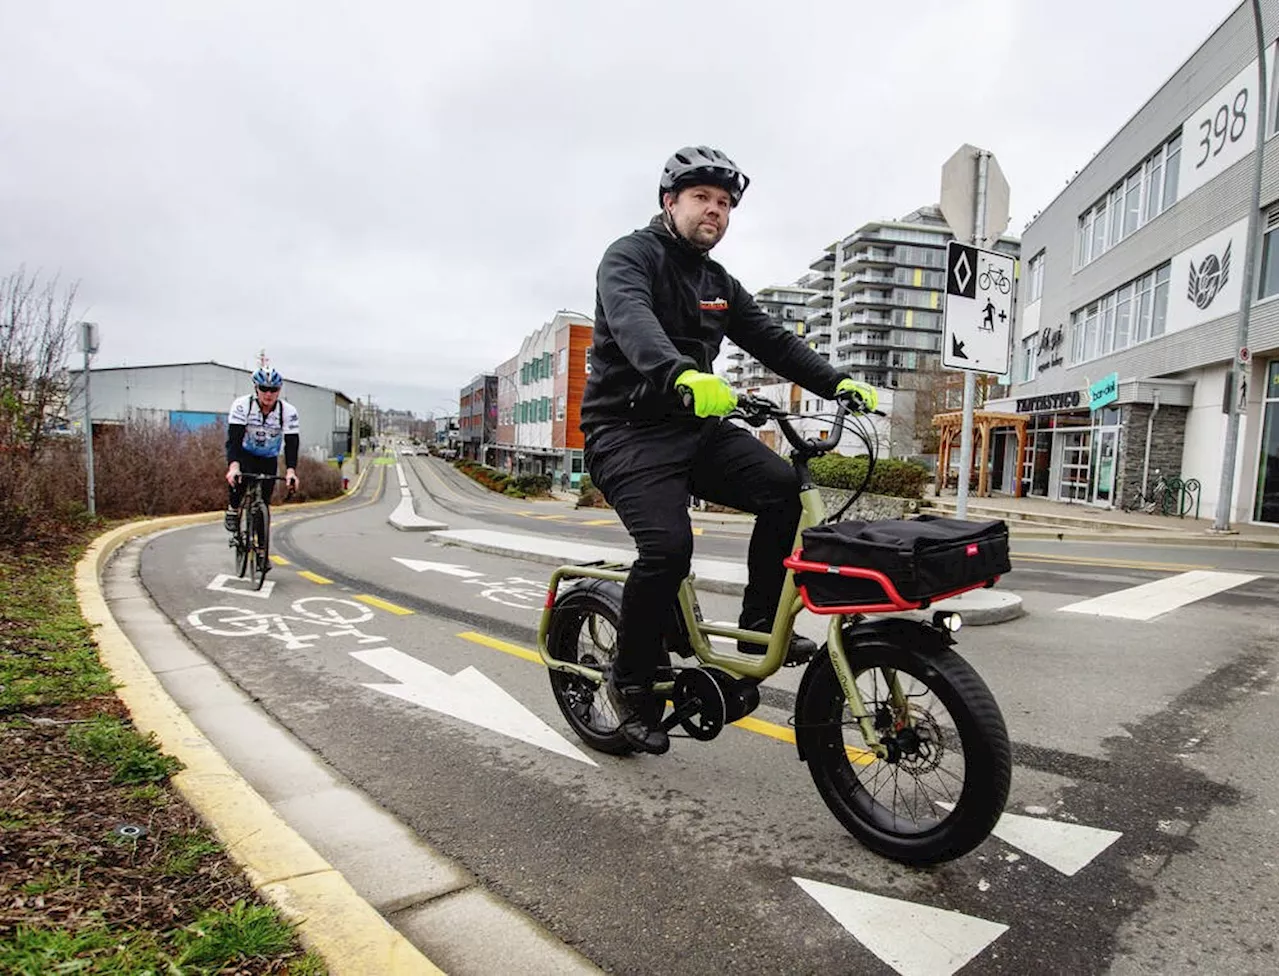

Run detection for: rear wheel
[[796, 626, 1010, 864], [545, 581, 633, 755]]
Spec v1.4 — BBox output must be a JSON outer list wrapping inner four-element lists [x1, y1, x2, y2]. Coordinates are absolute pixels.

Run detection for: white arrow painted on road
[[794, 877, 1007, 976], [937, 803, 1122, 876], [351, 647, 597, 766], [393, 557, 484, 579]]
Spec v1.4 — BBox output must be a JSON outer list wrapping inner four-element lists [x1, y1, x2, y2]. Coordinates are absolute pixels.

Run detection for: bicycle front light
[[932, 611, 963, 633]]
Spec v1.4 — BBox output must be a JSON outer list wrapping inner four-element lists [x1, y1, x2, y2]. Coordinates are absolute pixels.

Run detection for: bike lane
[[122, 474, 1279, 976]]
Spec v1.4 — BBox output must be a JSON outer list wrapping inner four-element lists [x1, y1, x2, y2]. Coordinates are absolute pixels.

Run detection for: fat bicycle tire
[[249, 504, 271, 591], [795, 625, 1011, 864], [545, 580, 635, 756]]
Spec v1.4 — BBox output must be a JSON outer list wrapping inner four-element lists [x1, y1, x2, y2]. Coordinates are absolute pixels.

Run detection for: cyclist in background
[[224, 367, 300, 531]]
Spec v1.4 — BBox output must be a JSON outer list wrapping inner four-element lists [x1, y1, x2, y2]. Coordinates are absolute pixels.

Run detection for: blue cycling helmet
[[252, 367, 282, 389]]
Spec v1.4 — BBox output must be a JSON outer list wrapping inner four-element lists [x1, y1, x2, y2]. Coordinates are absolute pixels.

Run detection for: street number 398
[[1197, 88, 1249, 168]]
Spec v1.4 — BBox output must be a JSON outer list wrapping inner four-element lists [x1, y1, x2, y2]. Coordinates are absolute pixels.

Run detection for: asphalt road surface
[[132, 461, 1279, 976]]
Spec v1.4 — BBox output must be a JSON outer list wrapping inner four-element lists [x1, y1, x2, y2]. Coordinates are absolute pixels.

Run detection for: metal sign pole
[[955, 151, 989, 520], [1212, 0, 1267, 532]]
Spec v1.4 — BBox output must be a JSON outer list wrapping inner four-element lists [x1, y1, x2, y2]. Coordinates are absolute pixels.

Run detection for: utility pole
[[352, 399, 360, 475], [78, 322, 99, 516], [1212, 0, 1268, 533]]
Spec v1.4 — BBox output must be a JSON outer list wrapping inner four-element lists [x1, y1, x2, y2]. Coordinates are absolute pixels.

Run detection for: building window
[[1259, 207, 1279, 301], [1027, 251, 1045, 303], [1076, 132, 1181, 268], [1069, 262, 1170, 365], [556, 395, 566, 421], [558, 348, 568, 374], [1020, 335, 1036, 382]]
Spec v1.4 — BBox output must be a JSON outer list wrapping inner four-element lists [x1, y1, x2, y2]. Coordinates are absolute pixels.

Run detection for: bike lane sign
[[943, 240, 1015, 375]]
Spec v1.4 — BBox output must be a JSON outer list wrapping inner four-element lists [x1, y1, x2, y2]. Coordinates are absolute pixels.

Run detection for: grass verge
[[0, 533, 326, 975]]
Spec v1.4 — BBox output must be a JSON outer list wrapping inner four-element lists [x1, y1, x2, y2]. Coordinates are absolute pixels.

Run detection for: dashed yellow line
[[581, 519, 616, 526], [457, 631, 543, 664], [692, 527, 703, 536], [297, 570, 333, 585], [355, 594, 414, 615], [455, 631, 875, 762], [270, 555, 290, 566]]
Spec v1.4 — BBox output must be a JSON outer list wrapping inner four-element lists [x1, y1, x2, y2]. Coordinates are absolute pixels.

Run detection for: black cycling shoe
[[605, 679, 669, 755], [737, 621, 818, 667]]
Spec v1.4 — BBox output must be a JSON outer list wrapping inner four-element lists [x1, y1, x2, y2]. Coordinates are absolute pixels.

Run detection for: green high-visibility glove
[[675, 369, 738, 418], [835, 378, 879, 412]]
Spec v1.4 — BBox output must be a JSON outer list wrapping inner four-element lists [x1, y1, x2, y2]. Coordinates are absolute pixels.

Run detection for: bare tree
[[890, 360, 1002, 456], [0, 268, 79, 457]]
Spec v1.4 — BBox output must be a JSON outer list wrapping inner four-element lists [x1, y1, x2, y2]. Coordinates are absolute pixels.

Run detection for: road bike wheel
[[795, 623, 1011, 865], [545, 580, 634, 756], [234, 505, 250, 578], [249, 504, 270, 591]]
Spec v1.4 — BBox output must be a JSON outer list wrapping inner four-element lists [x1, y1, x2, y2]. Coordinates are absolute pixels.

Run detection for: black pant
[[228, 457, 279, 509], [584, 419, 801, 688]]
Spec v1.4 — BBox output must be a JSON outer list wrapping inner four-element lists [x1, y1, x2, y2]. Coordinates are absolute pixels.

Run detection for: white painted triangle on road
[[207, 573, 275, 599], [1058, 570, 1259, 621], [937, 803, 1121, 876], [392, 557, 484, 579], [351, 646, 597, 766], [794, 877, 1007, 976]]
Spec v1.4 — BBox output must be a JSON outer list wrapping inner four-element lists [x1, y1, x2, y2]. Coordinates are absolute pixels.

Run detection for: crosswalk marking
[[1058, 569, 1260, 620]]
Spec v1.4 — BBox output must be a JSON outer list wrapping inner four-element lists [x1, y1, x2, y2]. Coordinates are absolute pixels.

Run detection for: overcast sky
[[1, 0, 1244, 417]]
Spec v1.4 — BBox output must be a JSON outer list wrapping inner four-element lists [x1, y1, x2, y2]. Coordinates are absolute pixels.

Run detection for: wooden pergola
[[932, 410, 1029, 498]]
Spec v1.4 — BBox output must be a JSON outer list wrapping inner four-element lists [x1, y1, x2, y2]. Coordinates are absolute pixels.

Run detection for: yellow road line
[[692, 527, 703, 536], [457, 631, 543, 665], [581, 519, 616, 526], [355, 594, 414, 615], [1013, 551, 1209, 572], [456, 631, 877, 762], [270, 554, 290, 566], [298, 570, 333, 585]]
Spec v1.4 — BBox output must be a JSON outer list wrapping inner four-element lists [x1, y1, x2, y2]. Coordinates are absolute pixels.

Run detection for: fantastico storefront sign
[[1015, 390, 1082, 413]]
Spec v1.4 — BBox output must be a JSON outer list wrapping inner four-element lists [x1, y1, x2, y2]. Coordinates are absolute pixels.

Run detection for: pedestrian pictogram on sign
[[943, 241, 1015, 375]]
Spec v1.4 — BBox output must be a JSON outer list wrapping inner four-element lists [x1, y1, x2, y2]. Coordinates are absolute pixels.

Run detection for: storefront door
[[1253, 360, 1278, 524], [1090, 428, 1118, 506], [1057, 430, 1092, 502]]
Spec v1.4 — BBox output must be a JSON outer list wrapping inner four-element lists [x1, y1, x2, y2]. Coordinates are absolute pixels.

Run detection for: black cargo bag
[[794, 515, 1011, 608]]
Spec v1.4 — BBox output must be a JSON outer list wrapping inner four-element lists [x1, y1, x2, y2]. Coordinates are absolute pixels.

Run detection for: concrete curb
[[75, 516, 445, 976]]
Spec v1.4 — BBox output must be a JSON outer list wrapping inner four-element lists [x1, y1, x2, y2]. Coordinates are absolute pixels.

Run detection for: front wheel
[[249, 504, 271, 591], [795, 626, 1011, 864]]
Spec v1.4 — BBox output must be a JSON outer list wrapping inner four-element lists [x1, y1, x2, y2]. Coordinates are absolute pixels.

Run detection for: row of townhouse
[[455, 311, 594, 487]]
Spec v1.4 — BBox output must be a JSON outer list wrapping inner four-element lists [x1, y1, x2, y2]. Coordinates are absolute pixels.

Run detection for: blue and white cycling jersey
[[228, 395, 300, 459]]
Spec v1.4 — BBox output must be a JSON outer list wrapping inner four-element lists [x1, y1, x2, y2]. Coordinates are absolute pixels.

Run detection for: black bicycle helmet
[[658, 145, 750, 207]]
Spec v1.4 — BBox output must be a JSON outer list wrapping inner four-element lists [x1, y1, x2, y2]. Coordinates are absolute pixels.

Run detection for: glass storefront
[[1020, 407, 1120, 505], [1254, 360, 1278, 524]]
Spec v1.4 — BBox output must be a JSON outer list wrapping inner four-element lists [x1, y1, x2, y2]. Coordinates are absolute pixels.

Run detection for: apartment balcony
[[808, 250, 836, 273], [843, 247, 896, 269], [805, 288, 833, 309]]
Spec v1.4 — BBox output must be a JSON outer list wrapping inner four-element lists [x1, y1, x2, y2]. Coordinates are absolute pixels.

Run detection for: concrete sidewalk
[[80, 513, 603, 976]]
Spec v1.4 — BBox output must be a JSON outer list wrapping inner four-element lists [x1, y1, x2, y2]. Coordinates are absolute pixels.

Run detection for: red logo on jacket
[[699, 297, 729, 311]]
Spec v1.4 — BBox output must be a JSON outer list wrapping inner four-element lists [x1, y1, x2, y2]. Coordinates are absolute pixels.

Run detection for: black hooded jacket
[[580, 215, 847, 436]]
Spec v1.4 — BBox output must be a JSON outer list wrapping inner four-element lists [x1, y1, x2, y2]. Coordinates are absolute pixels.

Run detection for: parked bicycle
[[229, 473, 288, 590], [1121, 469, 1197, 517], [536, 394, 1012, 865]]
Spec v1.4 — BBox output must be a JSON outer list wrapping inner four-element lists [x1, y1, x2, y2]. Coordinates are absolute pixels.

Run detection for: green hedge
[[809, 455, 930, 499]]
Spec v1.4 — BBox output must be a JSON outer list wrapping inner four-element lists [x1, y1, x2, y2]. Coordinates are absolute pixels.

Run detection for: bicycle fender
[[793, 617, 950, 762]]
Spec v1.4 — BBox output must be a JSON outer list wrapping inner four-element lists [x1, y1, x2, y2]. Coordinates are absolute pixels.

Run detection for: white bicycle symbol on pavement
[[187, 597, 387, 650]]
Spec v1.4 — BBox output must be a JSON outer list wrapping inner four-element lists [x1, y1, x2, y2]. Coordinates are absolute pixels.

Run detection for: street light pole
[[1212, 0, 1268, 532]]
